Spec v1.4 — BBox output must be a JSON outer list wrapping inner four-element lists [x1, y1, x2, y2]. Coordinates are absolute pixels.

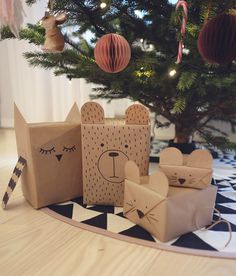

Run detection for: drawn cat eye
[[40, 147, 55, 155], [125, 144, 129, 148], [101, 143, 104, 147], [63, 145, 76, 153]]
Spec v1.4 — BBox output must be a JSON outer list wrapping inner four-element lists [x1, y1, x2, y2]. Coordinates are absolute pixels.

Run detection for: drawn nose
[[56, 154, 63, 161], [137, 209, 145, 219], [109, 152, 119, 157], [178, 178, 186, 184]]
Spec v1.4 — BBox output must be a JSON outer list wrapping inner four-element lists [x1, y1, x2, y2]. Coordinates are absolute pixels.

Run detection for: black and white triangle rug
[[43, 157, 236, 259]]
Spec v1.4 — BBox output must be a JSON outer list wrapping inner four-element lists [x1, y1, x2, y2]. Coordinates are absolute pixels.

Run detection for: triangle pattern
[[72, 204, 102, 222], [81, 214, 107, 229], [107, 213, 135, 233], [119, 225, 155, 242], [48, 204, 73, 219], [215, 204, 236, 214], [87, 205, 114, 214], [45, 156, 236, 253], [194, 230, 236, 252], [172, 232, 217, 251]]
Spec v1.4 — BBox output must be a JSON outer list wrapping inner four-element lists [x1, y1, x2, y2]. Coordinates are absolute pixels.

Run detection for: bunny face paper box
[[81, 102, 151, 206], [123, 161, 217, 242], [159, 148, 213, 189], [12, 104, 83, 209]]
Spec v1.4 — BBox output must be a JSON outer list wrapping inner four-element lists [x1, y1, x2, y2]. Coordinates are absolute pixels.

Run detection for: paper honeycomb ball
[[197, 13, 236, 64], [94, 33, 131, 73]]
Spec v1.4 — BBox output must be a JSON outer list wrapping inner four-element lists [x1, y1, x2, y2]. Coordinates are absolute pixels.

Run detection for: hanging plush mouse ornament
[[197, 13, 236, 64], [41, 12, 67, 53]]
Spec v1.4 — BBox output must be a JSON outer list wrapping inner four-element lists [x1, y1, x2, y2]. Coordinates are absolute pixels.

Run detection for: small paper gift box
[[81, 102, 151, 206], [159, 147, 213, 189], [8, 104, 83, 209], [123, 161, 217, 242]]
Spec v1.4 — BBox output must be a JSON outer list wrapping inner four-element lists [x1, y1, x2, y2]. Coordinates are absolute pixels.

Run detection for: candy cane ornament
[[176, 1, 188, 64]]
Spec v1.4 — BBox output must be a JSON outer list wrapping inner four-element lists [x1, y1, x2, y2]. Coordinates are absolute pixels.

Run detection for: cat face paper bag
[[159, 148, 213, 189], [81, 102, 151, 206], [123, 161, 217, 242], [11, 104, 82, 209]]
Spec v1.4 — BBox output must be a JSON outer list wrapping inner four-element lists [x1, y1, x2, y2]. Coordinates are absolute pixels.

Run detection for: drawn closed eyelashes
[[63, 145, 76, 152], [40, 147, 55, 155], [40, 145, 76, 155], [124, 199, 159, 225]]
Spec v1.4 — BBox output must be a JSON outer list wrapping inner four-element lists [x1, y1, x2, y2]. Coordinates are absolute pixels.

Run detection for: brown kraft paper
[[123, 161, 217, 242], [159, 147, 213, 189], [81, 102, 151, 206], [14, 103, 83, 209]]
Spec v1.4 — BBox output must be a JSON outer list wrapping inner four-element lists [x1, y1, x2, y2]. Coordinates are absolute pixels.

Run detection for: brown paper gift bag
[[123, 161, 217, 242], [159, 147, 213, 189], [81, 102, 151, 206], [4, 104, 83, 209]]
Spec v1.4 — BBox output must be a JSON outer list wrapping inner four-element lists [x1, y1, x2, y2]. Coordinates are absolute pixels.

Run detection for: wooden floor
[[0, 128, 236, 276]]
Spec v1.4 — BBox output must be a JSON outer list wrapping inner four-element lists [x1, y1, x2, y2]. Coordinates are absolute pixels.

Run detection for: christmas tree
[[1, 0, 236, 149]]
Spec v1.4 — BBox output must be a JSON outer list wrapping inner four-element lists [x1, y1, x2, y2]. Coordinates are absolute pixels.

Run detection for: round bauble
[[94, 33, 131, 73], [197, 13, 236, 64]]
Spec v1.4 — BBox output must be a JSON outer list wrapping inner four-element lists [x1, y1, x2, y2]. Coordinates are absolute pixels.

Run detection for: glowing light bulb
[[169, 69, 177, 77], [140, 38, 144, 43], [100, 2, 107, 9]]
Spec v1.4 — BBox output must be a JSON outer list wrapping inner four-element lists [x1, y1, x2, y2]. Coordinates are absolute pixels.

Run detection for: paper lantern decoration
[[197, 13, 236, 64], [94, 33, 131, 73]]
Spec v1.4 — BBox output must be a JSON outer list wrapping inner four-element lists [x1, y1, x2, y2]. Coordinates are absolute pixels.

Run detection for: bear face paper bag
[[159, 147, 213, 189], [11, 104, 83, 209], [81, 102, 151, 206]]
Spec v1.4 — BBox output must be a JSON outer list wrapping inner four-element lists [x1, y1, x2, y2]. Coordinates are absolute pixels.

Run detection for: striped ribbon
[[176, 1, 188, 64], [2, 156, 26, 209]]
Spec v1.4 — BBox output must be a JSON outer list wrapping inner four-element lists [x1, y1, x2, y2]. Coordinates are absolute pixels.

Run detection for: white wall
[[0, 0, 132, 127]]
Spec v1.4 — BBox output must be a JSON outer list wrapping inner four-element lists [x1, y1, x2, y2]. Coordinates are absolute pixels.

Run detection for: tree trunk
[[174, 124, 193, 144]]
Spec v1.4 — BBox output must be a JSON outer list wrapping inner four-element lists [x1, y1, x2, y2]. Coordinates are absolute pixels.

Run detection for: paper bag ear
[[187, 149, 213, 169], [14, 104, 27, 126], [159, 147, 183, 166], [81, 102, 104, 124], [149, 170, 169, 197], [125, 104, 149, 125], [65, 103, 81, 123], [125, 161, 140, 184], [14, 104, 28, 158], [56, 13, 67, 25]]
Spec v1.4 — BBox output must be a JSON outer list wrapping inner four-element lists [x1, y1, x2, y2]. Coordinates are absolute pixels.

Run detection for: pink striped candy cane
[[176, 0, 188, 64]]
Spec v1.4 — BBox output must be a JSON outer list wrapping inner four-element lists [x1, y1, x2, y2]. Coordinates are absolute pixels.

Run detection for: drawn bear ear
[[149, 170, 169, 197], [65, 103, 81, 123], [81, 102, 104, 124], [125, 161, 140, 184], [187, 149, 213, 169], [159, 147, 183, 166], [125, 104, 149, 125]]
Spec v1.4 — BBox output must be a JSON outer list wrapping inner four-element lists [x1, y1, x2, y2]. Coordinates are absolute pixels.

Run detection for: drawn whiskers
[[189, 178, 195, 185], [146, 213, 159, 224], [124, 202, 136, 215]]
